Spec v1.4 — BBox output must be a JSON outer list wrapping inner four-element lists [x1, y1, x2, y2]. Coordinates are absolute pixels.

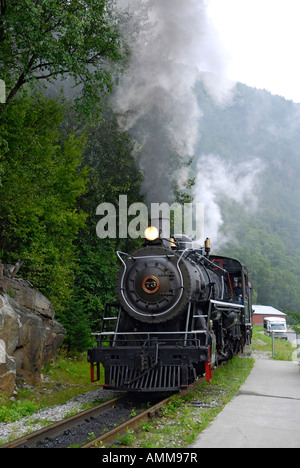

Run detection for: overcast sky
[[206, 0, 300, 103]]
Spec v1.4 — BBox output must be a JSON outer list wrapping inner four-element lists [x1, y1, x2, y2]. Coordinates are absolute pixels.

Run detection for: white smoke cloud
[[113, 1, 262, 247], [194, 154, 263, 245], [114, 0, 235, 204]]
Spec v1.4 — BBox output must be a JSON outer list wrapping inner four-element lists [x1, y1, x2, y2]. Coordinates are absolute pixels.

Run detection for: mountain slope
[[194, 80, 300, 313]]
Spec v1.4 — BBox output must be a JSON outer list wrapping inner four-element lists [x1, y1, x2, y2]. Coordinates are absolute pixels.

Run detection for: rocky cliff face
[[0, 264, 66, 396]]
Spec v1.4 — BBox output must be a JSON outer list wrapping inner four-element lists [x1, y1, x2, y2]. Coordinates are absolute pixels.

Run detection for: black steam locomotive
[[88, 226, 253, 392]]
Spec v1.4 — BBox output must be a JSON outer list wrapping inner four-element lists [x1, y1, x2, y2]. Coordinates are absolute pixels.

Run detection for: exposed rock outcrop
[[0, 263, 66, 396]]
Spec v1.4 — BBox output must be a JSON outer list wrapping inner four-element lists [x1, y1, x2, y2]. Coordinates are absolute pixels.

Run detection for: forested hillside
[[0, 0, 142, 350], [194, 79, 300, 315], [0, 0, 191, 350]]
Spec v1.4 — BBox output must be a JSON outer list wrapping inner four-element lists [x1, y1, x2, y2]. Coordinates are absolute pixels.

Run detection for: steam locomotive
[[88, 224, 253, 392]]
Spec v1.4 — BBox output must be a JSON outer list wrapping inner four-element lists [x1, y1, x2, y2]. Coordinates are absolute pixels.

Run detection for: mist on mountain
[[193, 79, 300, 313]]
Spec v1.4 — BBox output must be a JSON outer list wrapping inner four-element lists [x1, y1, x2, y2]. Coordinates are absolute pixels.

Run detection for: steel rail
[[1, 396, 123, 449]]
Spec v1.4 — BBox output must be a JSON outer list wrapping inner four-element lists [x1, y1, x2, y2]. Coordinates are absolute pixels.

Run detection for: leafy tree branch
[[0, 0, 128, 116]]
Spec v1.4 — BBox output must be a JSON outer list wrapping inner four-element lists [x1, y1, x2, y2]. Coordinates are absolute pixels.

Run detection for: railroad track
[[1, 396, 125, 449], [1, 374, 209, 449], [83, 373, 211, 448]]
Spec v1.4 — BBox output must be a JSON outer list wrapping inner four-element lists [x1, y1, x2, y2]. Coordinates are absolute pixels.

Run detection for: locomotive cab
[[209, 255, 253, 347]]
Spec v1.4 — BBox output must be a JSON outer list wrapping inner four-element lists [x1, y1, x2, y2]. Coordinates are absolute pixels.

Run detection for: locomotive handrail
[[116, 249, 189, 263], [117, 251, 176, 263], [194, 252, 227, 274], [91, 331, 207, 336], [210, 299, 244, 309]]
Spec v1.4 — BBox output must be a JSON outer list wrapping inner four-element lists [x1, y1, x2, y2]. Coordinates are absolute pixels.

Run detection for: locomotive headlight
[[144, 226, 160, 241]]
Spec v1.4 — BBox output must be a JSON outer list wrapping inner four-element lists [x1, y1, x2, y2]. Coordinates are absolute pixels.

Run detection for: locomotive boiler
[[88, 226, 253, 392]]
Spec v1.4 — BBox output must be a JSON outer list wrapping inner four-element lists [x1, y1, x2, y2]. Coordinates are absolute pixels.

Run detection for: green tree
[[0, 0, 128, 116], [286, 311, 300, 334], [0, 93, 88, 312], [65, 110, 144, 349]]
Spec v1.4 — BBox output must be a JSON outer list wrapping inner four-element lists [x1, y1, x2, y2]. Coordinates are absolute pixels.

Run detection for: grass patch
[[252, 326, 295, 361], [0, 351, 99, 423], [0, 400, 40, 423], [38, 350, 101, 406]]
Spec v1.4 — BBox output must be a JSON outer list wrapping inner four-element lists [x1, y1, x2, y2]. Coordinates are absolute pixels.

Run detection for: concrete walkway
[[190, 358, 300, 448]]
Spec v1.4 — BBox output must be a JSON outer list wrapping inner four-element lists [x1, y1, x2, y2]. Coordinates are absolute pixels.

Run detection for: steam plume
[[194, 155, 263, 245], [114, 0, 233, 204], [113, 0, 261, 246]]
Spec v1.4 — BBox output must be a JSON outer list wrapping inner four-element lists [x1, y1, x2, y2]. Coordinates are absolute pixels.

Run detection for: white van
[[263, 317, 287, 340]]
